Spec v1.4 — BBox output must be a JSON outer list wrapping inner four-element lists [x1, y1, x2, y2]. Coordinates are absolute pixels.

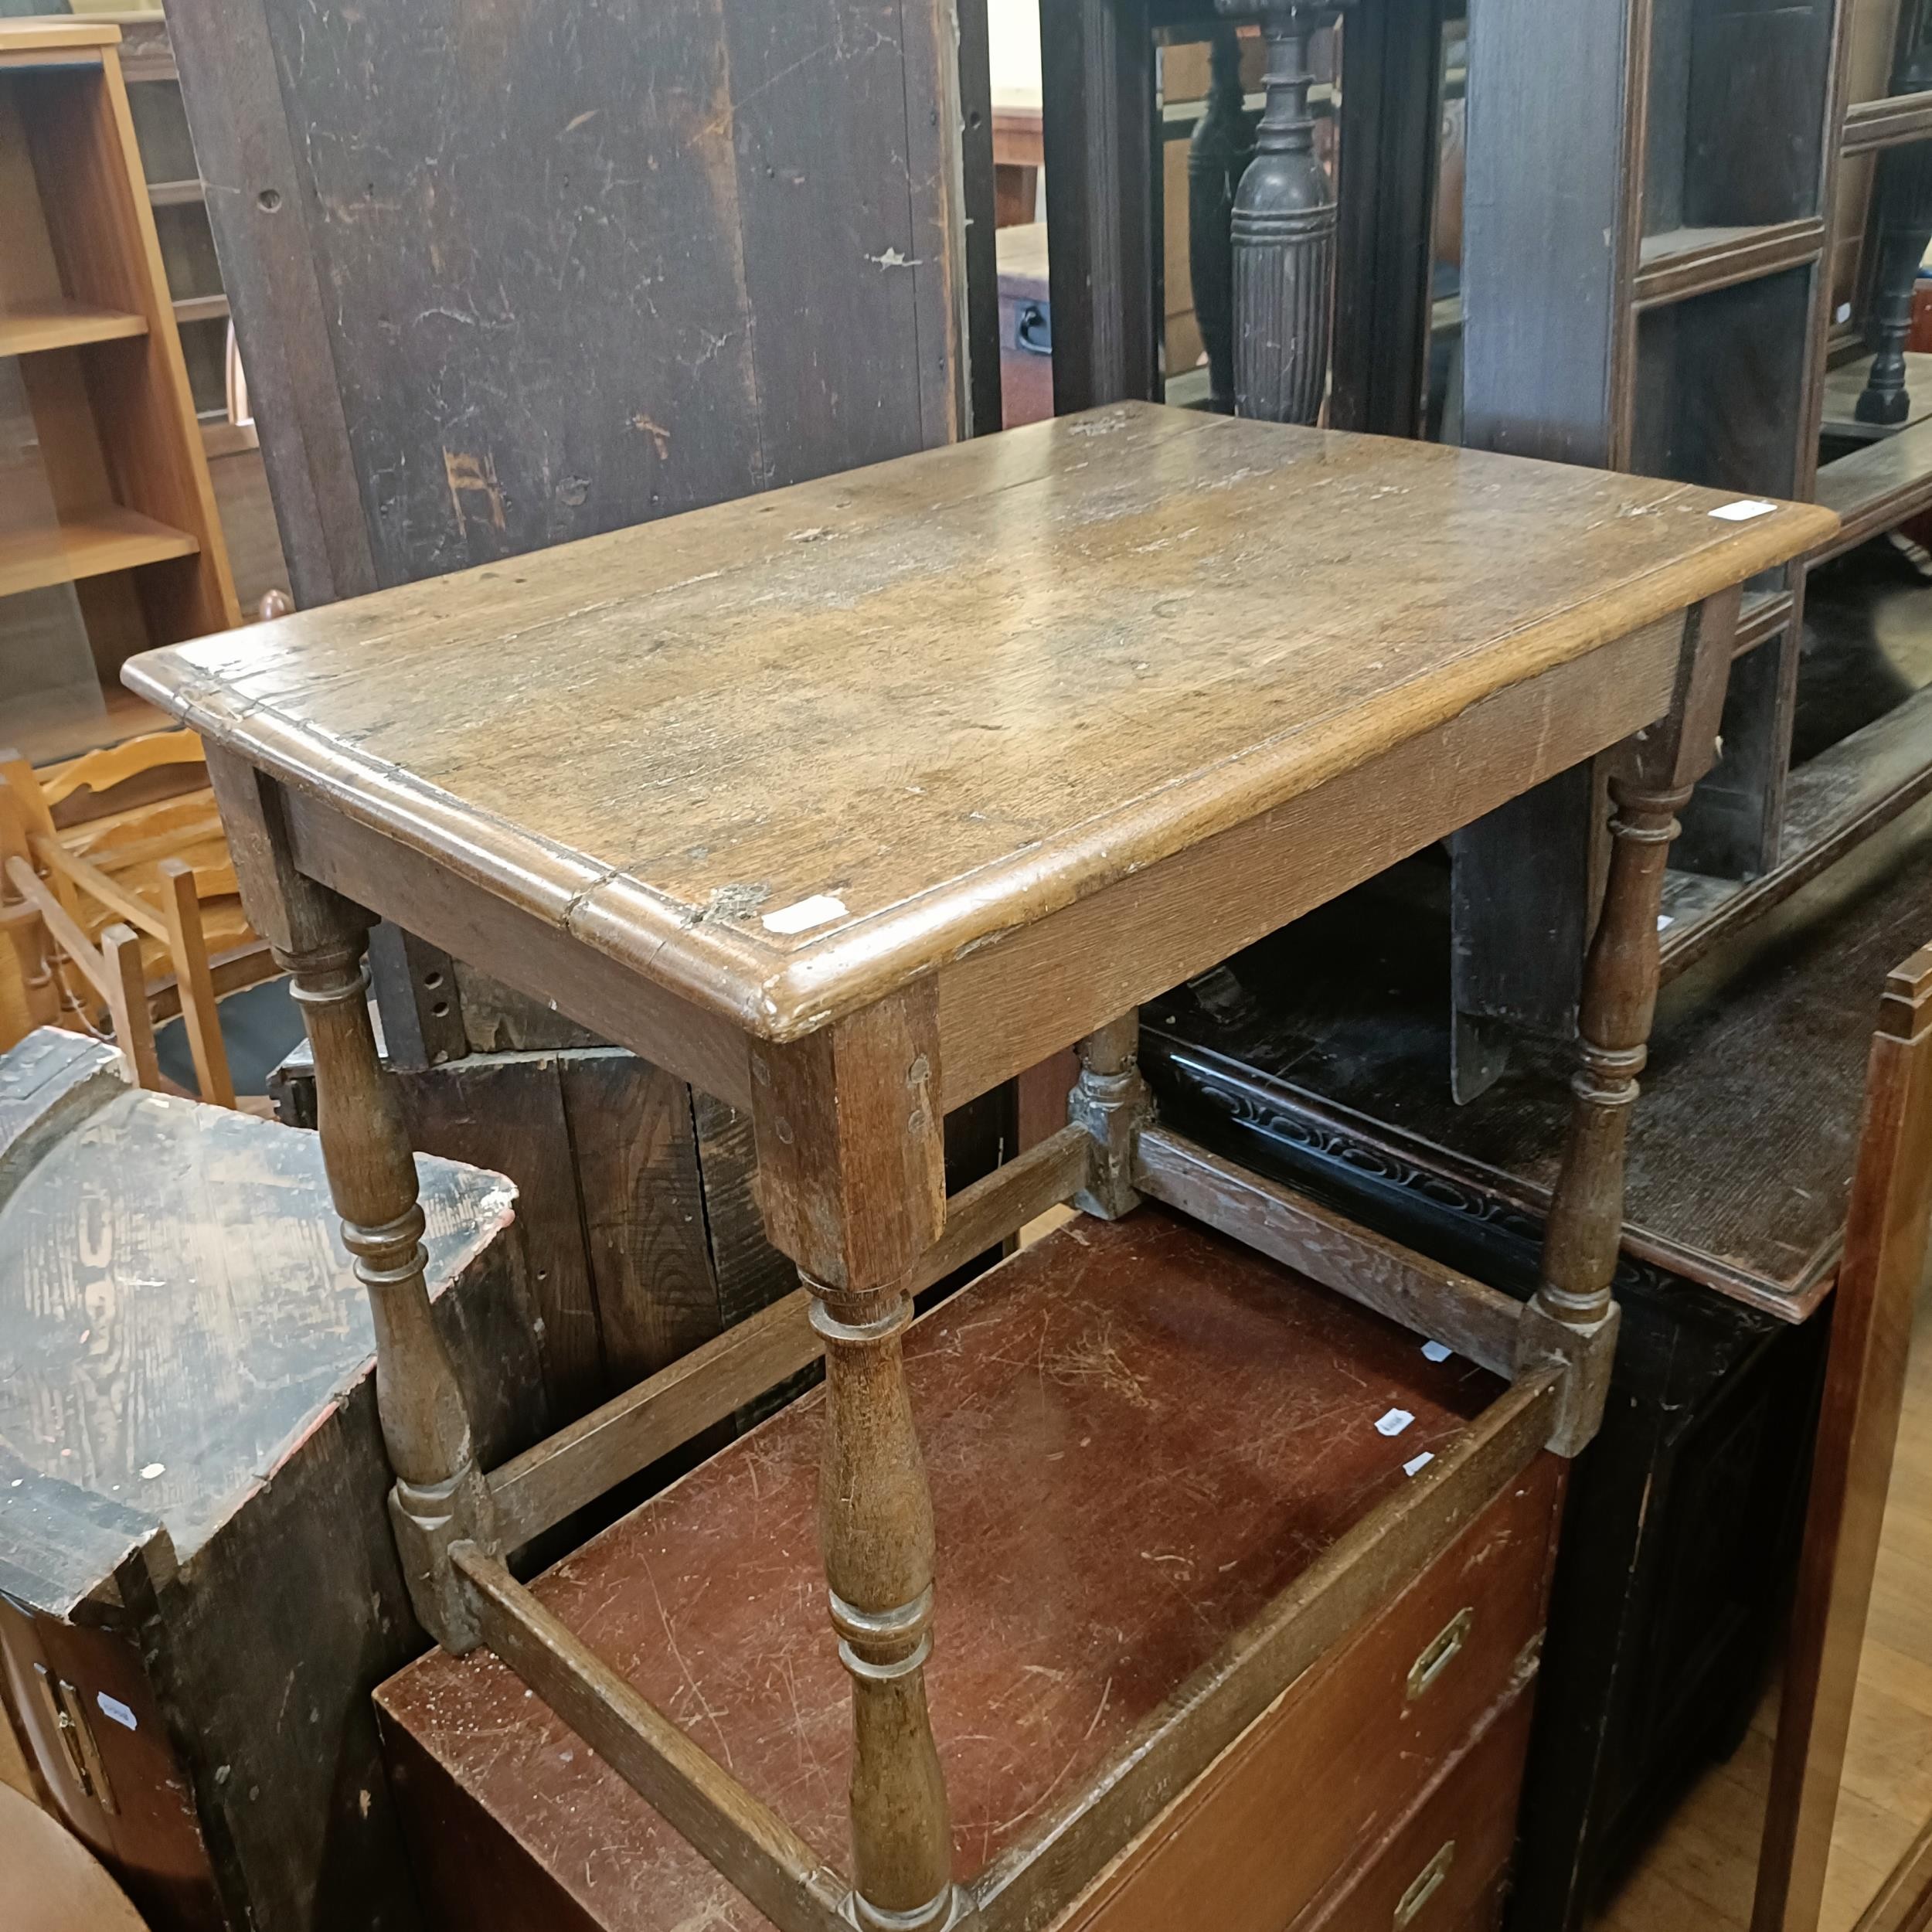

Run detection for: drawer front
[[1297, 1685, 1534, 1932], [1064, 1456, 1561, 1932]]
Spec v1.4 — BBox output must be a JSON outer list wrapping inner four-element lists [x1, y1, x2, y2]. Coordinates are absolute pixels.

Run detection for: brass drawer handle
[[1394, 1838, 1455, 1927], [1406, 1607, 1474, 1702]]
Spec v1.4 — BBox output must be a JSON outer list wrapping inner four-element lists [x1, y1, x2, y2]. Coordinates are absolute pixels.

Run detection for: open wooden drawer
[[377, 1203, 1563, 1932]]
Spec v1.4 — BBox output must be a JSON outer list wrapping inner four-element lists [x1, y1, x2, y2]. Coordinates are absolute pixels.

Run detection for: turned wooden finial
[[1217, 2, 1350, 424]]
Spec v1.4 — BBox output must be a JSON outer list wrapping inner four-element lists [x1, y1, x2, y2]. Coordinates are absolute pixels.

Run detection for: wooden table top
[[126, 403, 1834, 1042]]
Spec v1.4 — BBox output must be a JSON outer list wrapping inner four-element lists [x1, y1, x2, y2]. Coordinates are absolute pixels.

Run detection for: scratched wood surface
[[165, 0, 968, 607], [377, 1204, 1504, 1932], [0, 1029, 521, 1567], [127, 404, 1835, 1041]]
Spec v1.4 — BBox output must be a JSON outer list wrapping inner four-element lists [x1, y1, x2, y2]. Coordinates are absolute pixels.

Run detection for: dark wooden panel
[[1331, 0, 1447, 438], [1040, 0, 1159, 411], [390, 1053, 606, 1417], [691, 1090, 799, 1334], [1676, 625, 1797, 878], [559, 1053, 723, 1388], [1461, 0, 1633, 466], [171, 0, 966, 603]]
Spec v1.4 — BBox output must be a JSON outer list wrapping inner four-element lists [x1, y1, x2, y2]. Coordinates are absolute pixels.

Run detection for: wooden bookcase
[[0, 18, 237, 764]]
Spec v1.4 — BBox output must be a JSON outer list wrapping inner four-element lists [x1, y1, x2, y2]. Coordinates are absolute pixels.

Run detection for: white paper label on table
[[1420, 1340, 1452, 1363], [1708, 499, 1778, 522], [761, 893, 848, 935], [1404, 1452, 1436, 1478], [1375, 1407, 1416, 1437]]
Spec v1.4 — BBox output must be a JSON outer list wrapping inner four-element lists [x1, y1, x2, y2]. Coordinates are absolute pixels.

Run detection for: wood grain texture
[[1052, 1460, 1560, 1932], [488, 1124, 1089, 1549], [126, 405, 1834, 1045], [378, 1206, 1509, 1931], [0, 1029, 519, 1567], [165, 0, 965, 606], [0, 1025, 549, 1932], [1132, 1127, 1522, 1376], [1755, 943, 1932, 1932]]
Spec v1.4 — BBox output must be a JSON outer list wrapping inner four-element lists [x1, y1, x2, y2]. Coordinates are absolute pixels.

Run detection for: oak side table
[[124, 403, 1834, 1932]]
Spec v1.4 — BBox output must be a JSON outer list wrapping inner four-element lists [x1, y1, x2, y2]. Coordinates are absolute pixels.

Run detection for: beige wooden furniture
[[125, 404, 1835, 1932], [0, 729, 273, 1099], [0, 19, 238, 765]]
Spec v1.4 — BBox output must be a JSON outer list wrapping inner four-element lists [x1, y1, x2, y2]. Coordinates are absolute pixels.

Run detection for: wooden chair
[[0, 730, 271, 1104], [1752, 942, 1932, 1932]]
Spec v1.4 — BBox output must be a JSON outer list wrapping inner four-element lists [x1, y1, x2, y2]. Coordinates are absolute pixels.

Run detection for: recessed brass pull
[[1406, 1606, 1473, 1702], [1393, 1838, 1455, 1927], [32, 1664, 117, 1812]]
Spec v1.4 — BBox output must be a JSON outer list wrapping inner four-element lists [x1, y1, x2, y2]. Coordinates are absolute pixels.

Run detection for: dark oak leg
[[203, 748, 493, 1647], [1070, 1010, 1154, 1219], [752, 988, 957, 1930], [1223, 2, 1343, 425], [1520, 591, 1738, 1454]]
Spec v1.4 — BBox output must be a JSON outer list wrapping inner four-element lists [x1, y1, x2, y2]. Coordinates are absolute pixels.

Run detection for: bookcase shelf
[[0, 298, 148, 356], [0, 507, 198, 600], [0, 17, 236, 760]]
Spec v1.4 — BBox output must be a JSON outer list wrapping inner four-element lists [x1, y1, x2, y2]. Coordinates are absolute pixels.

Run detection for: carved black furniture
[[1856, 1, 1932, 427], [1218, 1, 1355, 422], [1041, 0, 1448, 437]]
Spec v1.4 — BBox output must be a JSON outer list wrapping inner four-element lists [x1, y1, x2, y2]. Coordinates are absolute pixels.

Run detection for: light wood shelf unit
[[0, 298, 148, 356], [0, 507, 198, 601], [0, 17, 238, 766]]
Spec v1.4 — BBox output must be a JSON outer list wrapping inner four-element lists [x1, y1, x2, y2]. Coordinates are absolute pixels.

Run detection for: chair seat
[[379, 1204, 1550, 1932]]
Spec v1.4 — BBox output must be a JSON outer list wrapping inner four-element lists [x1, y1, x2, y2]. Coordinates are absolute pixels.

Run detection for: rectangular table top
[[126, 403, 1835, 1043]]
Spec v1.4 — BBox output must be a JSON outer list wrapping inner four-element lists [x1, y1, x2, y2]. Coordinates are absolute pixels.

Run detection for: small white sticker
[[96, 1692, 138, 1732], [1709, 498, 1777, 522], [1403, 1451, 1436, 1478], [1420, 1340, 1452, 1363], [1837, 301, 1852, 324], [139, 1462, 165, 1480], [760, 893, 848, 936], [1657, 913, 1675, 931], [1375, 1407, 1416, 1438]]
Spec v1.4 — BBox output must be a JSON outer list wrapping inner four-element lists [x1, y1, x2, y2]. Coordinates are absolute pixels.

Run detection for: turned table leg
[[204, 750, 494, 1648], [753, 988, 957, 1930], [1071, 1011, 1154, 1219], [1521, 590, 1737, 1454]]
